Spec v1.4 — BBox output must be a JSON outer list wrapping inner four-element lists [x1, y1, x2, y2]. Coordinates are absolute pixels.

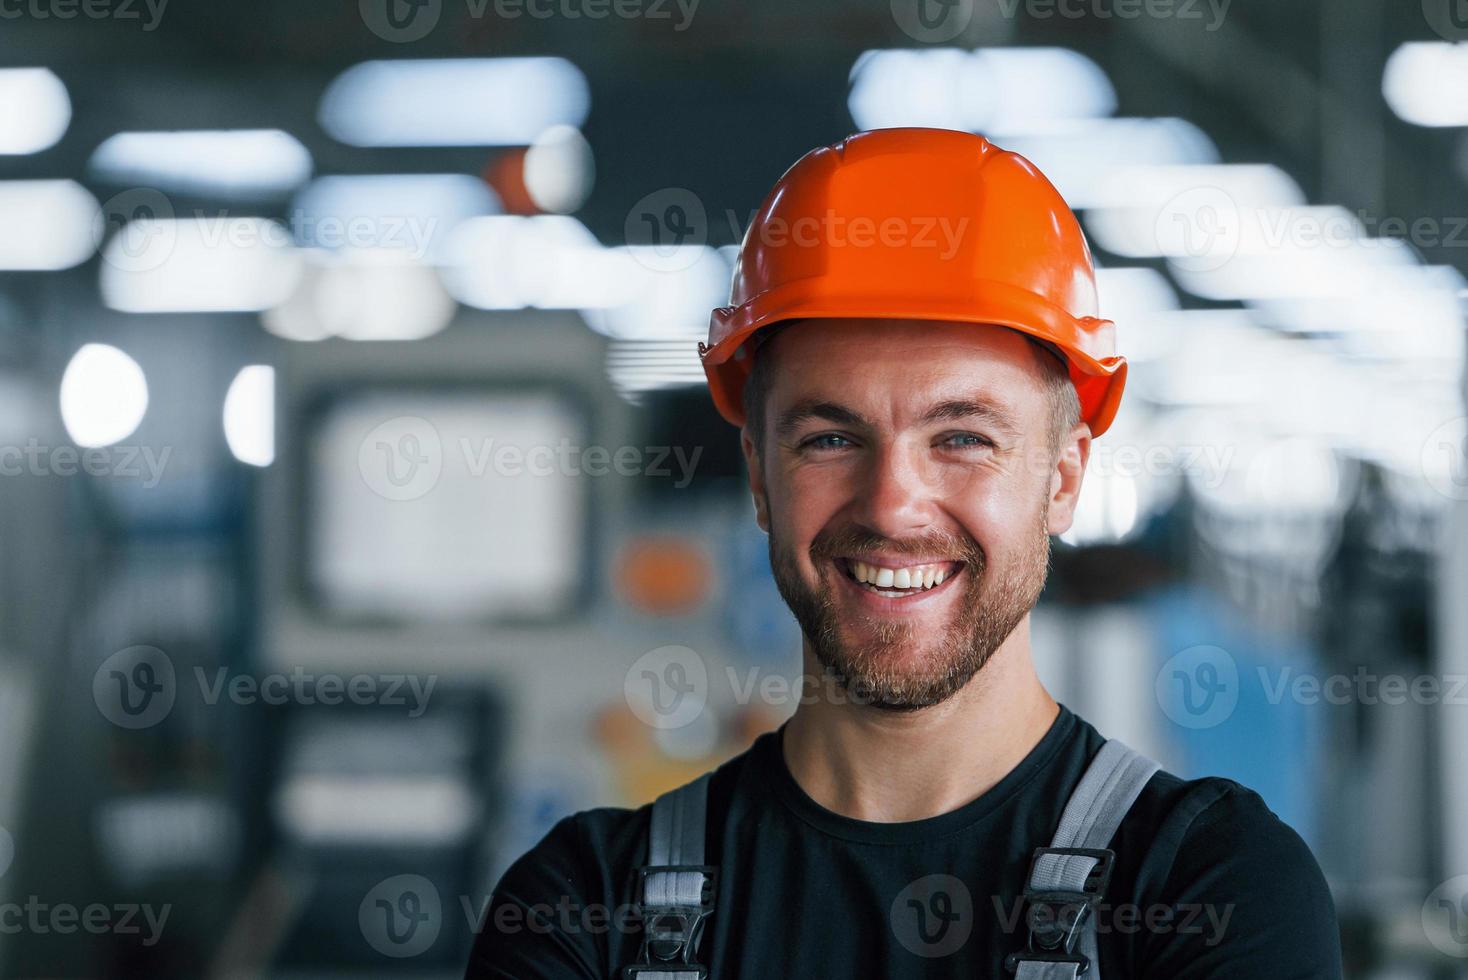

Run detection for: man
[[466, 129, 1342, 977]]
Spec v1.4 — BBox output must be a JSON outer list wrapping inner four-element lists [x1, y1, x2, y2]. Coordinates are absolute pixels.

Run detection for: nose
[[845, 441, 941, 540]]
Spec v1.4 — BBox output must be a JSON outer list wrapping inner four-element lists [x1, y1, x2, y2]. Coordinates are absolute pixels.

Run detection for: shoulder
[[1119, 768, 1342, 977]]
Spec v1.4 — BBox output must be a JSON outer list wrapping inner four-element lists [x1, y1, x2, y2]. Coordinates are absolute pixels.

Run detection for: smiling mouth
[[834, 557, 966, 598]]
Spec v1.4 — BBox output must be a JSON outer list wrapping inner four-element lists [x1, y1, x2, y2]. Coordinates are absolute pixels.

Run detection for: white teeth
[[847, 560, 954, 592]]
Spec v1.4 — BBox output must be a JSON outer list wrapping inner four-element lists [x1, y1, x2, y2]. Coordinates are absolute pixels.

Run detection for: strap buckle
[[623, 865, 716, 979], [1005, 847, 1114, 975]]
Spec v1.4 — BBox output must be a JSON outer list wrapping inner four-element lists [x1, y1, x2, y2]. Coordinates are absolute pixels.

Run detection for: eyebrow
[[773, 396, 1022, 440]]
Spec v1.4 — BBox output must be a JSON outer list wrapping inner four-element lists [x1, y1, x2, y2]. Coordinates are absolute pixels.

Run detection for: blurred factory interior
[[0, 0, 1467, 976]]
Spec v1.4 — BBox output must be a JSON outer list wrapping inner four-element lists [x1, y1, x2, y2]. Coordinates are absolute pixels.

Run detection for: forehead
[[760, 318, 1049, 422]]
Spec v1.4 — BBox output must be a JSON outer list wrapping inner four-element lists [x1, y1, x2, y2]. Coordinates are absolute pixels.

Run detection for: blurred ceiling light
[[1132, 310, 1285, 408], [1383, 42, 1468, 128], [1194, 435, 1344, 517], [1084, 164, 1304, 260], [319, 58, 591, 147], [1060, 469, 1141, 546], [0, 180, 100, 270], [848, 46, 1115, 133], [60, 343, 148, 448], [996, 118, 1217, 209], [322, 250, 456, 341], [524, 125, 595, 214], [291, 174, 499, 262], [1170, 234, 1419, 302], [88, 129, 312, 199], [581, 245, 729, 340], [440, 214, 609, 310], [0, 68, 70, 155], [223, 365, 274, 466], [100, 217, 303, 313]]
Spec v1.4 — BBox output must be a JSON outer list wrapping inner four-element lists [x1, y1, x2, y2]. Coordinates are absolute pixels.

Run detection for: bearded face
[[743, 319, 1082, 712], [768, 507, 1052, 710]]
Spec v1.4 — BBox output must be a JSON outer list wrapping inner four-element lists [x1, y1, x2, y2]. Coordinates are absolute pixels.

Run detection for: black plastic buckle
[[623, 865, 716, 979], [1004, 847, 1114, 975]]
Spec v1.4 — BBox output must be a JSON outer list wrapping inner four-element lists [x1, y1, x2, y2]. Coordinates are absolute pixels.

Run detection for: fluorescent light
[[320, 58, 591, 147], [1084, 164, 1304, 259], [848, 47, 1115, 133], [223, 365, 274, 466], [440, 214, 610, 310], [60, 344, 148, 448], [0, 180, 99, 270], [291, 174, 499, 261], [100, 217, 303, 313], [0, 69, 70, 155], [994, 118, 1217, 209], [1383, 42, 1468, 128], [290, 249, 457, 341], [89, 129, 312, 198]]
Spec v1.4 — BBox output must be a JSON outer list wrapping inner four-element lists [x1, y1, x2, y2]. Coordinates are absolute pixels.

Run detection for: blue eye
[[944, 432, 993, 449], [802, 433, 853, 451]]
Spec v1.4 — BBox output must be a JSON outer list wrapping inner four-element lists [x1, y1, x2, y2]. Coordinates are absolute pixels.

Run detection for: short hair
[[741, 322, 1081, 458]]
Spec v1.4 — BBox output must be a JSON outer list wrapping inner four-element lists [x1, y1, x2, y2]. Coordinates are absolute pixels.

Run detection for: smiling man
[[466, 129, 1342, 978]]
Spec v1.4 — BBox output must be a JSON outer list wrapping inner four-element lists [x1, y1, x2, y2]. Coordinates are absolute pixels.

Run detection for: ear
[[741, 425, 771, 533], [1045, 422, 1092, 536]]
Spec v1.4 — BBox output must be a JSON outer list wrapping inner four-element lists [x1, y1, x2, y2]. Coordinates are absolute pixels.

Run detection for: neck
[[780, 615, 1059, 823]]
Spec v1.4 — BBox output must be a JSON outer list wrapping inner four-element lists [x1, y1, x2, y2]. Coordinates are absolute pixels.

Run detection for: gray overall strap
[[625, 773, 716, 980], [1010, 739, 1161, 980]]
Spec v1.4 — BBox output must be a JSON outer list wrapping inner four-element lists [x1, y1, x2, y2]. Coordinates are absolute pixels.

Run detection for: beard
[[769, 508, 1052, 711]]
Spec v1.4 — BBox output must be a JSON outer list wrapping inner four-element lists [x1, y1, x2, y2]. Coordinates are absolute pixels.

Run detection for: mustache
[[808, 525, 985, 568]]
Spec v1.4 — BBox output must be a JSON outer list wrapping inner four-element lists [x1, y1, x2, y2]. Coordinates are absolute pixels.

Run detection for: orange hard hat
[[700, 127, 1126, 438]]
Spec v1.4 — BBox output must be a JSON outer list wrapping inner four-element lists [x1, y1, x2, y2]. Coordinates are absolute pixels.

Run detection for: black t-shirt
[[467, 705, 1342, 978]]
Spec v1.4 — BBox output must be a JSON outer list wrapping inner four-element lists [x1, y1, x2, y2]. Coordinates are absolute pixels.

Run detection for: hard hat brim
[[702, 283, 1127, 439]]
